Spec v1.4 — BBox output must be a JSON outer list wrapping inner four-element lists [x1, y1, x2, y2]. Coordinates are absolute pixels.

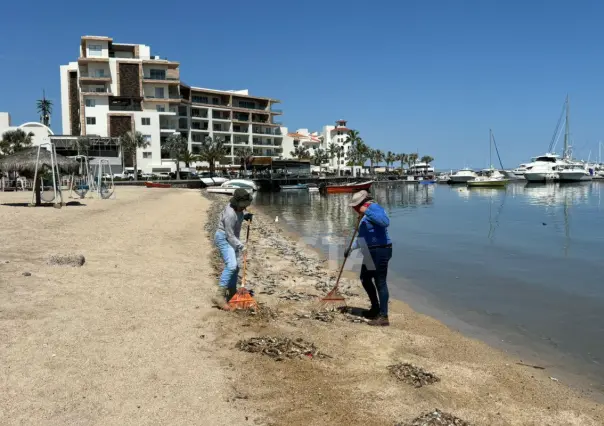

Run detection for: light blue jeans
[[215, 231, 239, 290]]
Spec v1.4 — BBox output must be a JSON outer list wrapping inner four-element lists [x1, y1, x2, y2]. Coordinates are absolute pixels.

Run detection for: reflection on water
[[253, 181, 604, 386]]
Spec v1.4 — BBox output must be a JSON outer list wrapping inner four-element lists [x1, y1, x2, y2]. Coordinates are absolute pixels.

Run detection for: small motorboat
[[321, 181, 373, 194], [199, 172, 229, 187], [145, 181, 172, 188], [449, 168, 478, 184], [206, 180, 256, 195], [280, 183, 308, 190], [224, 179, 258, 191]]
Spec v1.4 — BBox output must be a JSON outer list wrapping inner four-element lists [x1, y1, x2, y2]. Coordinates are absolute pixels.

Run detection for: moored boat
[[449, 168, 477, 184], [145, 181, 172, 188], [280, 183, 309, 190], [321, 181, 373, 194]]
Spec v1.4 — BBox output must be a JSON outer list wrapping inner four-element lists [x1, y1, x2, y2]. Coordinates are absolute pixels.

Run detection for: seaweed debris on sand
[[388, 363, 440, 388], [237, 336, 330, 361], [397, 409, 471, 426]]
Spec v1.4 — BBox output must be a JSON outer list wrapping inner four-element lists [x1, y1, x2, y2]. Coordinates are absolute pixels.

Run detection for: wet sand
[[0, 187, 603, 425]]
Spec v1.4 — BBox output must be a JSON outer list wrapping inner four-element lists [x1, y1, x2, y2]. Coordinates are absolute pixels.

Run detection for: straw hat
[[348, 190, 372, 207], [230, 188, 253, 209]]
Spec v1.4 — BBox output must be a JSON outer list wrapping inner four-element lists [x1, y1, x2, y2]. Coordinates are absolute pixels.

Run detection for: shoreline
[[202, 190, 604, 425], [253, 195, 604, 402]]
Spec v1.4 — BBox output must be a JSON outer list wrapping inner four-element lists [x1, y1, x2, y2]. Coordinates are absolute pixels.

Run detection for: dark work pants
[[360, 247, 392, 316]]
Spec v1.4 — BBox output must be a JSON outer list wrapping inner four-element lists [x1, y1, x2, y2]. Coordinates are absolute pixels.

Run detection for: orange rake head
[[228, 287, 258, 310], [318, 286, 347, 310]]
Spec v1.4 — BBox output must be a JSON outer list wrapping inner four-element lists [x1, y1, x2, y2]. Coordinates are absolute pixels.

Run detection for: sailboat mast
[[489, 129, 492, 168], [564, 95, 570, 159]]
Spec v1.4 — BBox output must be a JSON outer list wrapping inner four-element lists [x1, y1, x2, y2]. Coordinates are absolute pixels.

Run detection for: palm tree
[[327, 142, 339, 174], [37, 91, 53, 127], [374, 149, 385, 168], [385, 151, 396, 172], [311, 148, 328, 173], [420, 155, 434, 165], [164, 134, 188, 179], [199, 136, 227, 175], [0, 129, 34, 156], [119, 131, 149, 181], [179, 150, 198, 168], [409, 153, 419, 167], [290, 145, 310, 160], [397, 153, 408, 175], [234, 147, 254, 174]]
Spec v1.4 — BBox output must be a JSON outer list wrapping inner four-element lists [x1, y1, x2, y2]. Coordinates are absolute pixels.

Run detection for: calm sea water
[[252, 181, 604, 391]]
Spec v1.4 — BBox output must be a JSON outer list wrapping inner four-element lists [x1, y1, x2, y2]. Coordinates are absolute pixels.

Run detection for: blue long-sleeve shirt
[[351, 203, 391, 251]]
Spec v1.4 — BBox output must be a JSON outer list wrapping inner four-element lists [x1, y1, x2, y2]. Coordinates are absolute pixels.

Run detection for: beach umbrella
[[0, 147, 79, 205]]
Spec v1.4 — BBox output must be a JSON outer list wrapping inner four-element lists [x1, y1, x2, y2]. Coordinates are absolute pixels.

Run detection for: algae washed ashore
[[202, 190, 604, 425]]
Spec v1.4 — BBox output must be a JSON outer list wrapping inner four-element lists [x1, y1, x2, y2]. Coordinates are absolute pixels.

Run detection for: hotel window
[[89, 44, 102, 57], [85, 99, 96, 107], [154, 87, 165, 99], [141, 118, 151, 125], [143, 152, 152, 159], [240, 101, 255, 109], [94, 69, 105, 77], [86, 117, 96, 125], [156, 105, 165, 112], [192, 96, 208, 104], [143, 135, 152, 143], [149, 69, 166, 80]]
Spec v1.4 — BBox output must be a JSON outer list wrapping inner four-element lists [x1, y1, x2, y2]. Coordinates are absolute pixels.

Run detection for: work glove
[[244, 213, 254, 222], [344, 248, 351, 258]]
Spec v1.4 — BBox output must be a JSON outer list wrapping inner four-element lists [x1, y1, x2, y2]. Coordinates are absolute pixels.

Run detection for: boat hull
[[449, 176, 476, 183], [557, 172, 592, 182], [524, 172, 557, 182], [206, 186, 253, 195], [324, 181, 373, 194], [280, 184, 309, 190], [145, 181, 172, 188]]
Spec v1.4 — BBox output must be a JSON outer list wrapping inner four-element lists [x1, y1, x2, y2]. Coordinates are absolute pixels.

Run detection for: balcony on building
[[156, 104, 177, 115], [212, 110, 231, 121], [143, 67, 180, 84], [213, 123, 230, 133], [180, 85, 191, 103], [252, 126, 281, 136], [178, 117, 188, 129], [109, 96, 142, 112], [144, 86, 181, 103], [81, 84, 112, 96], [159, 117, 177, 133], [191, 132, 210, 142], [177, 106, 188, 117], [79, 66, 111, 82], [233, 112, 250, 123], [233, 124, 249, 134], [191, 121, 209, 131], [232, 97, 269, 113], [191, 91, 230, 108], [233, 135, 250, 145], [142, 58, 179, 69], [191, 108, 208, 119]]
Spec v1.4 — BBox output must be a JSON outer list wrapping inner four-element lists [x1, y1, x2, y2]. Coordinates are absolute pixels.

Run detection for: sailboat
[[467, 129, 509, 188]]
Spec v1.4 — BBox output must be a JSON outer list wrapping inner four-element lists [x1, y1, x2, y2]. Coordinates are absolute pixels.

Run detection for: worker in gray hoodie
[[212, 188, 253, 310]]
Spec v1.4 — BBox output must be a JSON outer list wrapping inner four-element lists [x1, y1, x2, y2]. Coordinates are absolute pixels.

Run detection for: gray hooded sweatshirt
[[217, 204, 244, 250]]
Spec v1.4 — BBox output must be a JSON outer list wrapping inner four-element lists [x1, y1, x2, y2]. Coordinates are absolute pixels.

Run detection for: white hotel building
[[59, 36, 283, 173]]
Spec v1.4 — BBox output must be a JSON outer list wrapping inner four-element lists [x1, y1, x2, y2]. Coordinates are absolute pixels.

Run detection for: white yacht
[[449, 168, 478, 183], [408, 162, 435, 176], [557, 163, 593, 182], [523, 153, 564, 182], [594, 164, 604, 180]]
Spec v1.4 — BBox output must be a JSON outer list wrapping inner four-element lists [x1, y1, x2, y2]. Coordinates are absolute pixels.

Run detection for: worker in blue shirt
[[345, 190, 392, 326]]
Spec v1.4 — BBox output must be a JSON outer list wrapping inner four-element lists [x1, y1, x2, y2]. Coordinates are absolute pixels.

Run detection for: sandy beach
[[1, 187, 603, 425]]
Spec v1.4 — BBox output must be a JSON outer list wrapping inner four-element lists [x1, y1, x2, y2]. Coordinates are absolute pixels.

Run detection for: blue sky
[[1, 0, 604, 168]]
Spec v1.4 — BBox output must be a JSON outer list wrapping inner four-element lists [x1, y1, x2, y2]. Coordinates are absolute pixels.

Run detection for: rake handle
[[241, 218, 252, 288], [332, 217, 362, 292]]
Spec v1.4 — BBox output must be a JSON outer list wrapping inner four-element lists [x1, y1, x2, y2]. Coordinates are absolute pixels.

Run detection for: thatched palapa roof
[[0, 147, 79, 173]]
